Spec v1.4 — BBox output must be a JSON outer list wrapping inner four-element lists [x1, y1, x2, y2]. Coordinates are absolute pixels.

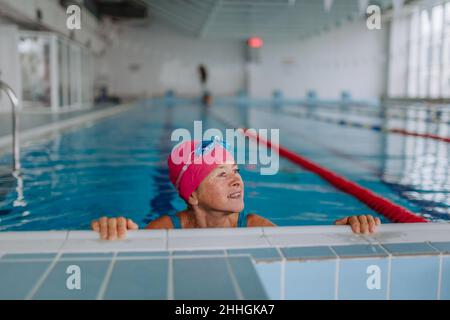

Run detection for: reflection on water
[[0, 166, 15, 219], [0, 166, 28, 228], [12, 170, 27, 208], [381, 131, 450, 220], [381, 103, 450, 220]]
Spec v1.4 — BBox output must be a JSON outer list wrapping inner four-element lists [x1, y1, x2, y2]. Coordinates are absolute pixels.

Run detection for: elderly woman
[[91, 138, 380, 240]]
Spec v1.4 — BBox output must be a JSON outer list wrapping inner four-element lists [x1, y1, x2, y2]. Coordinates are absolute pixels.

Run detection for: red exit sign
[[247, 37, 263, 48]]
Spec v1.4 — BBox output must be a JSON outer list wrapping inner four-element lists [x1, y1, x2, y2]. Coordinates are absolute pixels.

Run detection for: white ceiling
[[144, 0, 396, 39]]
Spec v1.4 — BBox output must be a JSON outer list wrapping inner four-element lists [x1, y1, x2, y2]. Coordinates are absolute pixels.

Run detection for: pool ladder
[[0, 80, 20, 172]]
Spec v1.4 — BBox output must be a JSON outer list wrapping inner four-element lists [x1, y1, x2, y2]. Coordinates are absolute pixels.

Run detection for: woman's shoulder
[[145, 214, 177, 229], [246, 213, 276, 227]]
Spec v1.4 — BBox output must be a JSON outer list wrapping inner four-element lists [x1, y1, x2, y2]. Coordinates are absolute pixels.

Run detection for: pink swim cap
[[168, 138, 235, 202]]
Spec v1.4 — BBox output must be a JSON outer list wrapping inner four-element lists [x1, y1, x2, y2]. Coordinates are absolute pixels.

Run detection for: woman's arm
[[91, 216, 139, 240], [334, 215, 381, 234], [144, 216, 174, 229], [247, 214, 276, 227], [91, 215, 174, 240], [247, 214, 381, 233]]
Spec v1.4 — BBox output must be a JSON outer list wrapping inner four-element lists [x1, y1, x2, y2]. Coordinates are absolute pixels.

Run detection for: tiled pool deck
[[1, 223, 450, 300]]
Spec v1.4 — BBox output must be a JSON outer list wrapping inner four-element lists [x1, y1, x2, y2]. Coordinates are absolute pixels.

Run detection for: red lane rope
[[390, 128, 450, 143], [244, 129, 428, 223]]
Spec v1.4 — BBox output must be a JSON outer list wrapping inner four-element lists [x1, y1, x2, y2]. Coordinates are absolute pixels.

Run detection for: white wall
[[99, 20, 246, 97], [249, 19, 389, 101]]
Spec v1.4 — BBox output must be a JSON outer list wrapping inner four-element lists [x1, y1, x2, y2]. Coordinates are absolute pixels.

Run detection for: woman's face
[[193, 163, 244, 213]]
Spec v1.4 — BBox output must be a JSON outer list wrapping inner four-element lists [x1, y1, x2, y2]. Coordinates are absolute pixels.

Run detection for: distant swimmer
[[197, 64, 212, 107]]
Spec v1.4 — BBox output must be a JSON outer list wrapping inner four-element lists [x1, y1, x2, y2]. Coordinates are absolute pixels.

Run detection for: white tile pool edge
[[1, 223, 450, 254]]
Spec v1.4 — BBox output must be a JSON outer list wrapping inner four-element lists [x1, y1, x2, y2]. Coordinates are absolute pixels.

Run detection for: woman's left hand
[[334, 215, 381, 234]]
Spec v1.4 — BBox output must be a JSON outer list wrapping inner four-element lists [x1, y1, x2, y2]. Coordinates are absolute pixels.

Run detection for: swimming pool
[[0, 99, 448, 231]]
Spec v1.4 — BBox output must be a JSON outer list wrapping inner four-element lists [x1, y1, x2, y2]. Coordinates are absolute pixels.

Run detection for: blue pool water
[[0, 99, 448, 231]]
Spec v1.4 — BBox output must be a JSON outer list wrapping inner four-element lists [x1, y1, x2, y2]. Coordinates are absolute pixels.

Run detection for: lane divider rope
[[279, 109, 450, 143], [389, 128, 450, 143], [243, 128, 428, 223], [299, 104, 450, 124]]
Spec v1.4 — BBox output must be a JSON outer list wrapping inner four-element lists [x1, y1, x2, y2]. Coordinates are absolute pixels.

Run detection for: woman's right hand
[[91, 216, 139, 240]]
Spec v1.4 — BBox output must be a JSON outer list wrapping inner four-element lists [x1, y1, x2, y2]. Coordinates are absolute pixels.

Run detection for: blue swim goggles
[[194, 136, 231, 156], [175, 136, 231, 190]]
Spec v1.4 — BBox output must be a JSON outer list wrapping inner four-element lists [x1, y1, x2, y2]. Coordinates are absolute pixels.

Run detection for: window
[[404, 2, 450, 98], [18, 35, 52, 108], [19, 31, 94, 111]]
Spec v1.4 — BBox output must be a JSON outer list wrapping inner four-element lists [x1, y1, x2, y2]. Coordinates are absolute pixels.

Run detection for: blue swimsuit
[[168, 211, 249, 229]]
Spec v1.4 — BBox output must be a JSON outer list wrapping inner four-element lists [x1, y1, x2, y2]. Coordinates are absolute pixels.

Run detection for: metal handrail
[[0, 80, 20, 171]]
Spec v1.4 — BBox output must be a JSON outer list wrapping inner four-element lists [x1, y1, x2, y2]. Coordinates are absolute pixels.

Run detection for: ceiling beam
[[198, 0, 222, 38]]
